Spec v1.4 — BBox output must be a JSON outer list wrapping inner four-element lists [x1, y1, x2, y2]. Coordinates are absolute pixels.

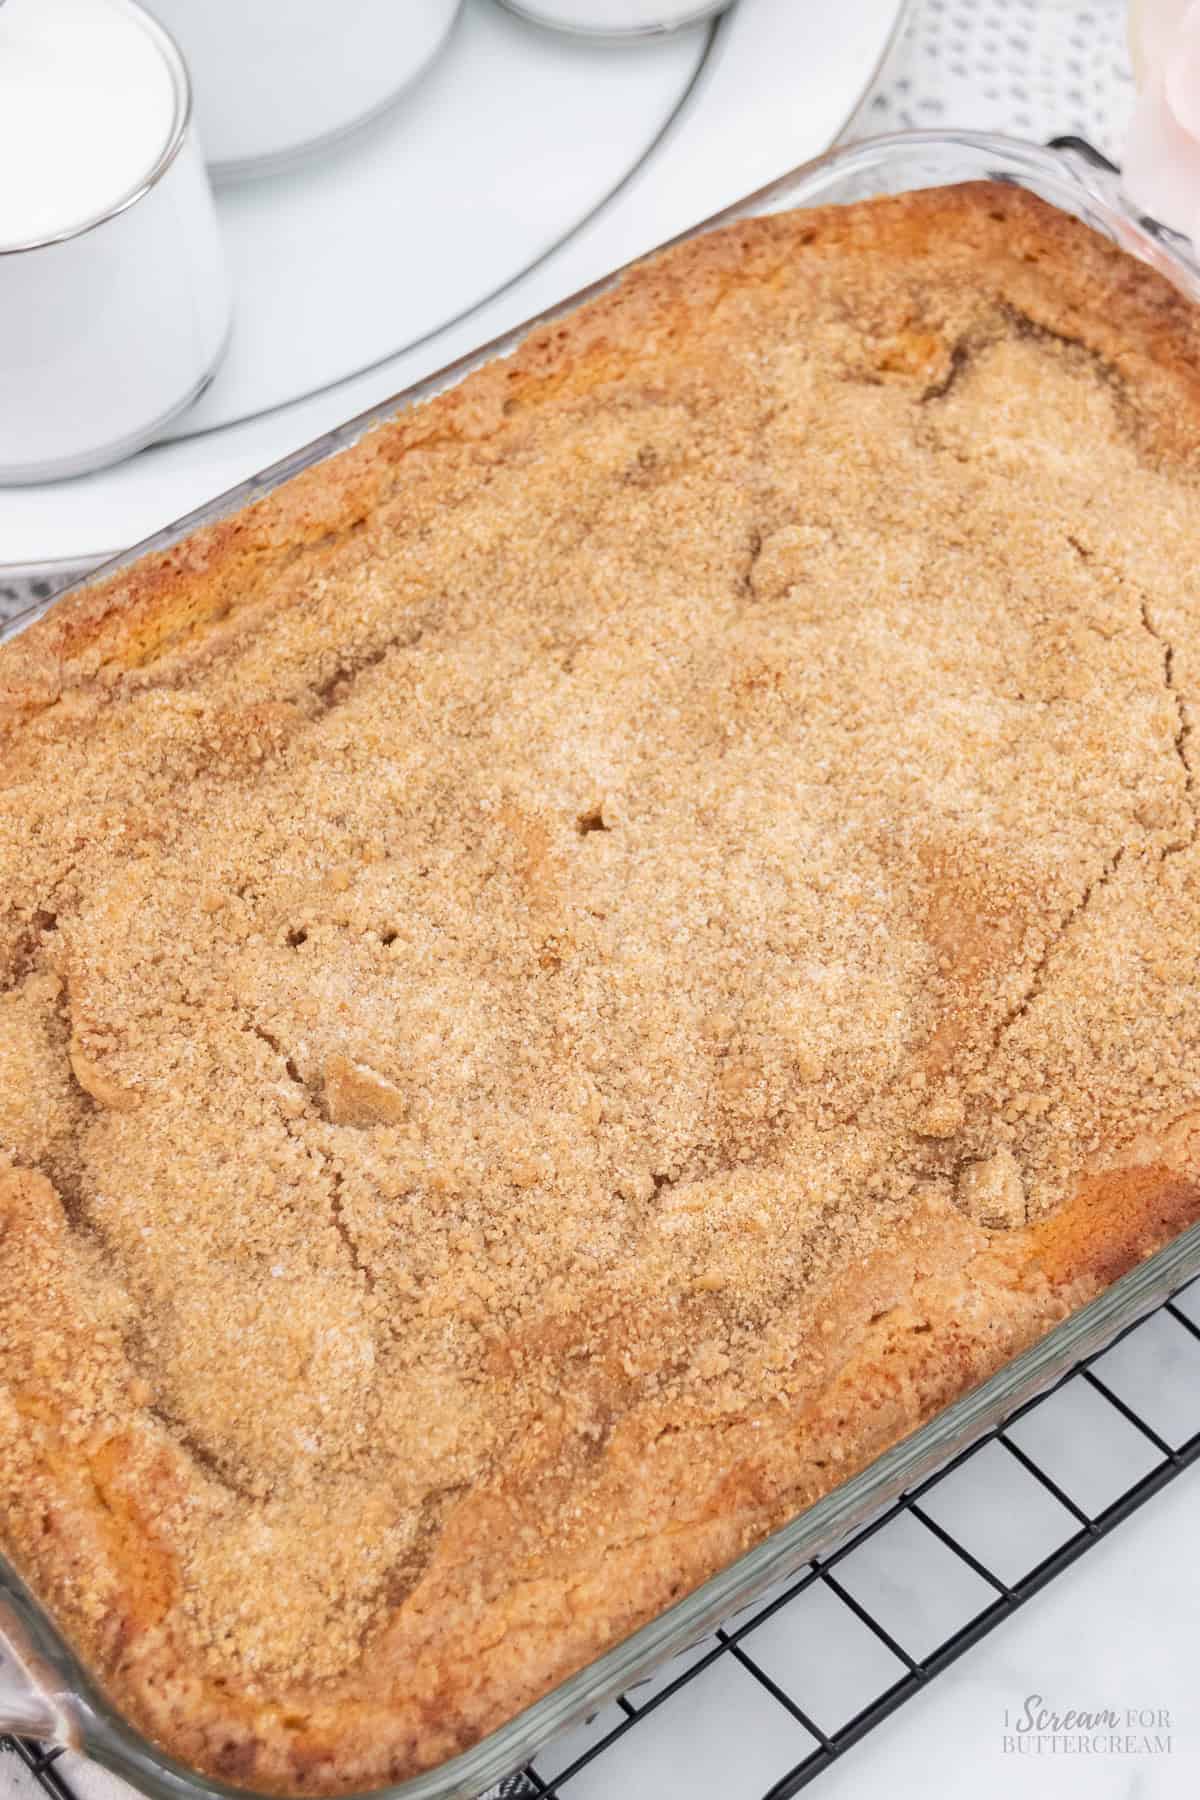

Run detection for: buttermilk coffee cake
[[3, 183, 1200, 1792]]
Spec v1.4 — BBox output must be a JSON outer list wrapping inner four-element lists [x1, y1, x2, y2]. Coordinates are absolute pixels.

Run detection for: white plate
[[0, 0, 905, 567], [172, 0, 709, 433]]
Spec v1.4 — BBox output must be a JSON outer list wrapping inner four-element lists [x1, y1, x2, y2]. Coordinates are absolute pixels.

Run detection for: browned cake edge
[[3, 181, 1200, 1795]]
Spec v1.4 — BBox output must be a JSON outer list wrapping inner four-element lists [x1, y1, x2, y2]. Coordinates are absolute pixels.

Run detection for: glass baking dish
[[4, 127, 1200, 1800]]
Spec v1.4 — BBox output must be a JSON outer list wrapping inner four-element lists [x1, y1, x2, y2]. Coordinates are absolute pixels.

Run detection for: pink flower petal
[[1123, 70, 1200, 233], [1131, 0, 1195, 84], [1163, 0, 1200, 132]]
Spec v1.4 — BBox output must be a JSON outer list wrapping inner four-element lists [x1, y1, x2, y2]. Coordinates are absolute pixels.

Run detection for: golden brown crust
[[4, 181, 1200, 1793]]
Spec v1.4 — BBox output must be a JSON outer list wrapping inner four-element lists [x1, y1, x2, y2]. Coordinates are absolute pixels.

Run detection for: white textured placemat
[[846, 0, 1133, 158]]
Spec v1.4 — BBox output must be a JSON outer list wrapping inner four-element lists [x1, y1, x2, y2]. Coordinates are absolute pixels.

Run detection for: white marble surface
[[797, 1466, 1200, 1800]]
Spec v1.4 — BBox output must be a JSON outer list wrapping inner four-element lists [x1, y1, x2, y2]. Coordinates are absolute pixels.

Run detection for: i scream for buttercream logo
[[1002, 1694, 1173, 1756]]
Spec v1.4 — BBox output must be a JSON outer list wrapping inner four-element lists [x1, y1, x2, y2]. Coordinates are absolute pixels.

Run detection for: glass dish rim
[[5, 124, 1200, 1800]]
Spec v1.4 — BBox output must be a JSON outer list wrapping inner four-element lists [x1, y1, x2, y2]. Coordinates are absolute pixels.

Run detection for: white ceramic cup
[[0, 0, 231, 485], [141, 0, 463, 180]]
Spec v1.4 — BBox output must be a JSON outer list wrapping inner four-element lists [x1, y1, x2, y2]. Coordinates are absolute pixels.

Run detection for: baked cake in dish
[[3, 181, 1200, 1794]]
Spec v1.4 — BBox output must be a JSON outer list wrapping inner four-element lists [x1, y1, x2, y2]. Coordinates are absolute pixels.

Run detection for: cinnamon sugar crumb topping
[[3, 184, 1200, 1791]]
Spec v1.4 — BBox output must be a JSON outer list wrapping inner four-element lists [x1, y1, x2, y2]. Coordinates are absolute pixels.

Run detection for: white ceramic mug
[[0, 0, 230, 485], [141, 0, 463, 179]]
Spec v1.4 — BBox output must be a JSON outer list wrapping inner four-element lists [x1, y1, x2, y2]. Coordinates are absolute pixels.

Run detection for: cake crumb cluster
[[3, 182, 1200, 1793]]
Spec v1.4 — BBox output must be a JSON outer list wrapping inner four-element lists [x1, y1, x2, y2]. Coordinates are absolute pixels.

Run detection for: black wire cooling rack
[[5, 1275, 1200, 1800]]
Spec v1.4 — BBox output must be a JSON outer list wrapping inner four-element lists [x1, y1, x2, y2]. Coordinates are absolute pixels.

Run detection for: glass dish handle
[[0, 1598, 70, 1743], [1046, 131, 1200, 286], [1047, 133, 1135, 214]]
